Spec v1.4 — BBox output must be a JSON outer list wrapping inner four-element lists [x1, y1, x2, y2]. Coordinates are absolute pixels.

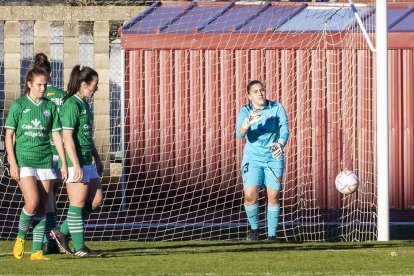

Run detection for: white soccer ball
[[335, 170, 360, 195]]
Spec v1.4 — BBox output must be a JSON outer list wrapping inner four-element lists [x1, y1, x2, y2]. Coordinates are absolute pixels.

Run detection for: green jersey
[[44, 85, 66, 155], [5, 95, 61, 168], [59, 95, 93, 167]]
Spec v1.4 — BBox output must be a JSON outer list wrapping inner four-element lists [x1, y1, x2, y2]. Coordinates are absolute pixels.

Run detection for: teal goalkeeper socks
[[244, 202, 259, 230], [267, 204, 280, 237]]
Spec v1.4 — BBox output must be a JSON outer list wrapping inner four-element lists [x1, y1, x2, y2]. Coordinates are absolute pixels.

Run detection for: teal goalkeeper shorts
[[241, 159, 285, 191]]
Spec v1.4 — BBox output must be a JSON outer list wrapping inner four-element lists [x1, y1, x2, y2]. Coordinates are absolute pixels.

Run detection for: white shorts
[[66, 164, 99, 183], [20, 167, 57, 181]]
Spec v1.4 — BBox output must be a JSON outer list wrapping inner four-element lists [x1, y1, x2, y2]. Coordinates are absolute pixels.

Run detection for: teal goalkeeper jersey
[[5, 95, 61, 168], [44, 85, 66, 155], [59, 95, 94, 167], [236, 100, 289, 162]]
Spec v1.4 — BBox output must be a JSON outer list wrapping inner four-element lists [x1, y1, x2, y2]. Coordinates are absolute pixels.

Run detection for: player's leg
[[43, 156, 61, 254], [13, 170, 39, 259], [30, 177, 52, 261], [42, 180, 60, 254], [73, 166, 103, 257], [242, 161, 263, 240], [264, 162, 284, 241], [63, 181, 88, 252], [83, 165, 103, 220], [50, 166, 87, 254]]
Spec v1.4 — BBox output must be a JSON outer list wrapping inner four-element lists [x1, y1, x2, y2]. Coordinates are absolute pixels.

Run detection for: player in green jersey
[[50, 65, 103, 258], [5, 65, 68, 261], [33, 53, 67, 255]]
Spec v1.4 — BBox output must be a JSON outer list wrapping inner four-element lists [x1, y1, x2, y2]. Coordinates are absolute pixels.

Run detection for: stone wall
[[1, 5, 145, 172]]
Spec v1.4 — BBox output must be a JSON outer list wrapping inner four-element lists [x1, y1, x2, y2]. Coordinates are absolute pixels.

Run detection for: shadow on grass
[[99, 240, 414, 258]]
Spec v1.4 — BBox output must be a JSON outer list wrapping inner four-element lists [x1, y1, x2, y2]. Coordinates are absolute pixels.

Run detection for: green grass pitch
[[1, 240, 414, 275]]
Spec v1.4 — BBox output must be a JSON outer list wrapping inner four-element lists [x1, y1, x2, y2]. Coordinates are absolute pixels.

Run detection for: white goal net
[[0, 0, 379, 242]]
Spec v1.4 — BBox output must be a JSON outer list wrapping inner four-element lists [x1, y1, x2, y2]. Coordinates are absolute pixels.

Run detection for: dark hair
[[65, 65, 98, 101], [24, 65, 49, 95], [246, 80, 264, 94], [33, 53, 51, 74]]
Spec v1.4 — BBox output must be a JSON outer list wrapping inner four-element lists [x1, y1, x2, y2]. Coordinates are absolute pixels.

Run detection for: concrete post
[[4, 21, 21, 108]]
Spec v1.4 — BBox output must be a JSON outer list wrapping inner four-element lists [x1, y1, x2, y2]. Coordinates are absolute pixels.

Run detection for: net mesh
[[0, 1, 378, 242]]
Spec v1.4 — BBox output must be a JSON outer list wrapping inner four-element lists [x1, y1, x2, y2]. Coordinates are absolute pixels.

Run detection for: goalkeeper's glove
[[242, 109, 262, 130], [270, 142, 284, 159]]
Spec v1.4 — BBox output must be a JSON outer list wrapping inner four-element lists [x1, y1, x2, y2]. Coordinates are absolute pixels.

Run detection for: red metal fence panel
[[125, 48, 414, 210]]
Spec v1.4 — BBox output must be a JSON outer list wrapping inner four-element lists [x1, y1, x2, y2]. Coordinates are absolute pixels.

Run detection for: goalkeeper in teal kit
[[236, 80, 289, 241]]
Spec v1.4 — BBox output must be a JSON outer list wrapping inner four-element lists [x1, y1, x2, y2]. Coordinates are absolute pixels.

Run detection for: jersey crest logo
[[23, 109, 31, 113], [43, 110, 51, 118], [81, 110, 87, 115], [31, 118, 41, 127]]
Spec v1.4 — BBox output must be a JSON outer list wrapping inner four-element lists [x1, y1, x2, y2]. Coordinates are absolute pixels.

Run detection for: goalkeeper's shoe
[[30, 250, 50, 261], [74, 246, 102, 258], [246, 229, 259, 241], [266, 236, 277, 242], [50, 228, 72, 254], [12, 237, 25, 260]]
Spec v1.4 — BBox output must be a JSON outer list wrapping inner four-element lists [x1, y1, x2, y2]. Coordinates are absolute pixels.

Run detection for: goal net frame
[[0, 0, 389, 242]]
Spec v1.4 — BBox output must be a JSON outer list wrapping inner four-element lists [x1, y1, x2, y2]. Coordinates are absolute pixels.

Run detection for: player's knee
[[244, 194, 257, 205], [24, 198, 39, 214]]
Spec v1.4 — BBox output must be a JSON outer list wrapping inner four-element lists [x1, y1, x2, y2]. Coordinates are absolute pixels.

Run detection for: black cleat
[[42, 242, 61, 255], [246, 229, 259, 241], [266, 236, 277, 242], [74, 246, 102, 258], [50, 228, 72, 255]]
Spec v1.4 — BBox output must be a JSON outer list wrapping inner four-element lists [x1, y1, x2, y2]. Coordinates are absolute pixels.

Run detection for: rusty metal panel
[[356, 49, 376, 209], [188, 50, 205, 190], [402, 50, 414, 209], [326, 50, 342, 209], [292, 49, 312, 209], [389, 50, 403, 209], [124, 47, 414, 210]]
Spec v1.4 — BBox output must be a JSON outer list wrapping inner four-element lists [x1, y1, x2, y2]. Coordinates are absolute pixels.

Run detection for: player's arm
[[4, 102, 19, 181], [52, 131, 68, 182], [51, 103, 68, 181], [62, 129, 83, 182], [277, 104, 289, 145], [60, 102, 83, 182], [91, 141, 103, 177], [270, 104, 290, 159], [5, 129, 19, 181]]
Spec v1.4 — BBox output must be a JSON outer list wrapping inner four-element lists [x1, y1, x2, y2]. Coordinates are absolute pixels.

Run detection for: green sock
[[17, 208, 34, 239], [32, 217, 46, 253], [60, 219, 70, 236], [43, 212, 57, 243], [60, 202, 96, 236], [67, 205, 84, 251]]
